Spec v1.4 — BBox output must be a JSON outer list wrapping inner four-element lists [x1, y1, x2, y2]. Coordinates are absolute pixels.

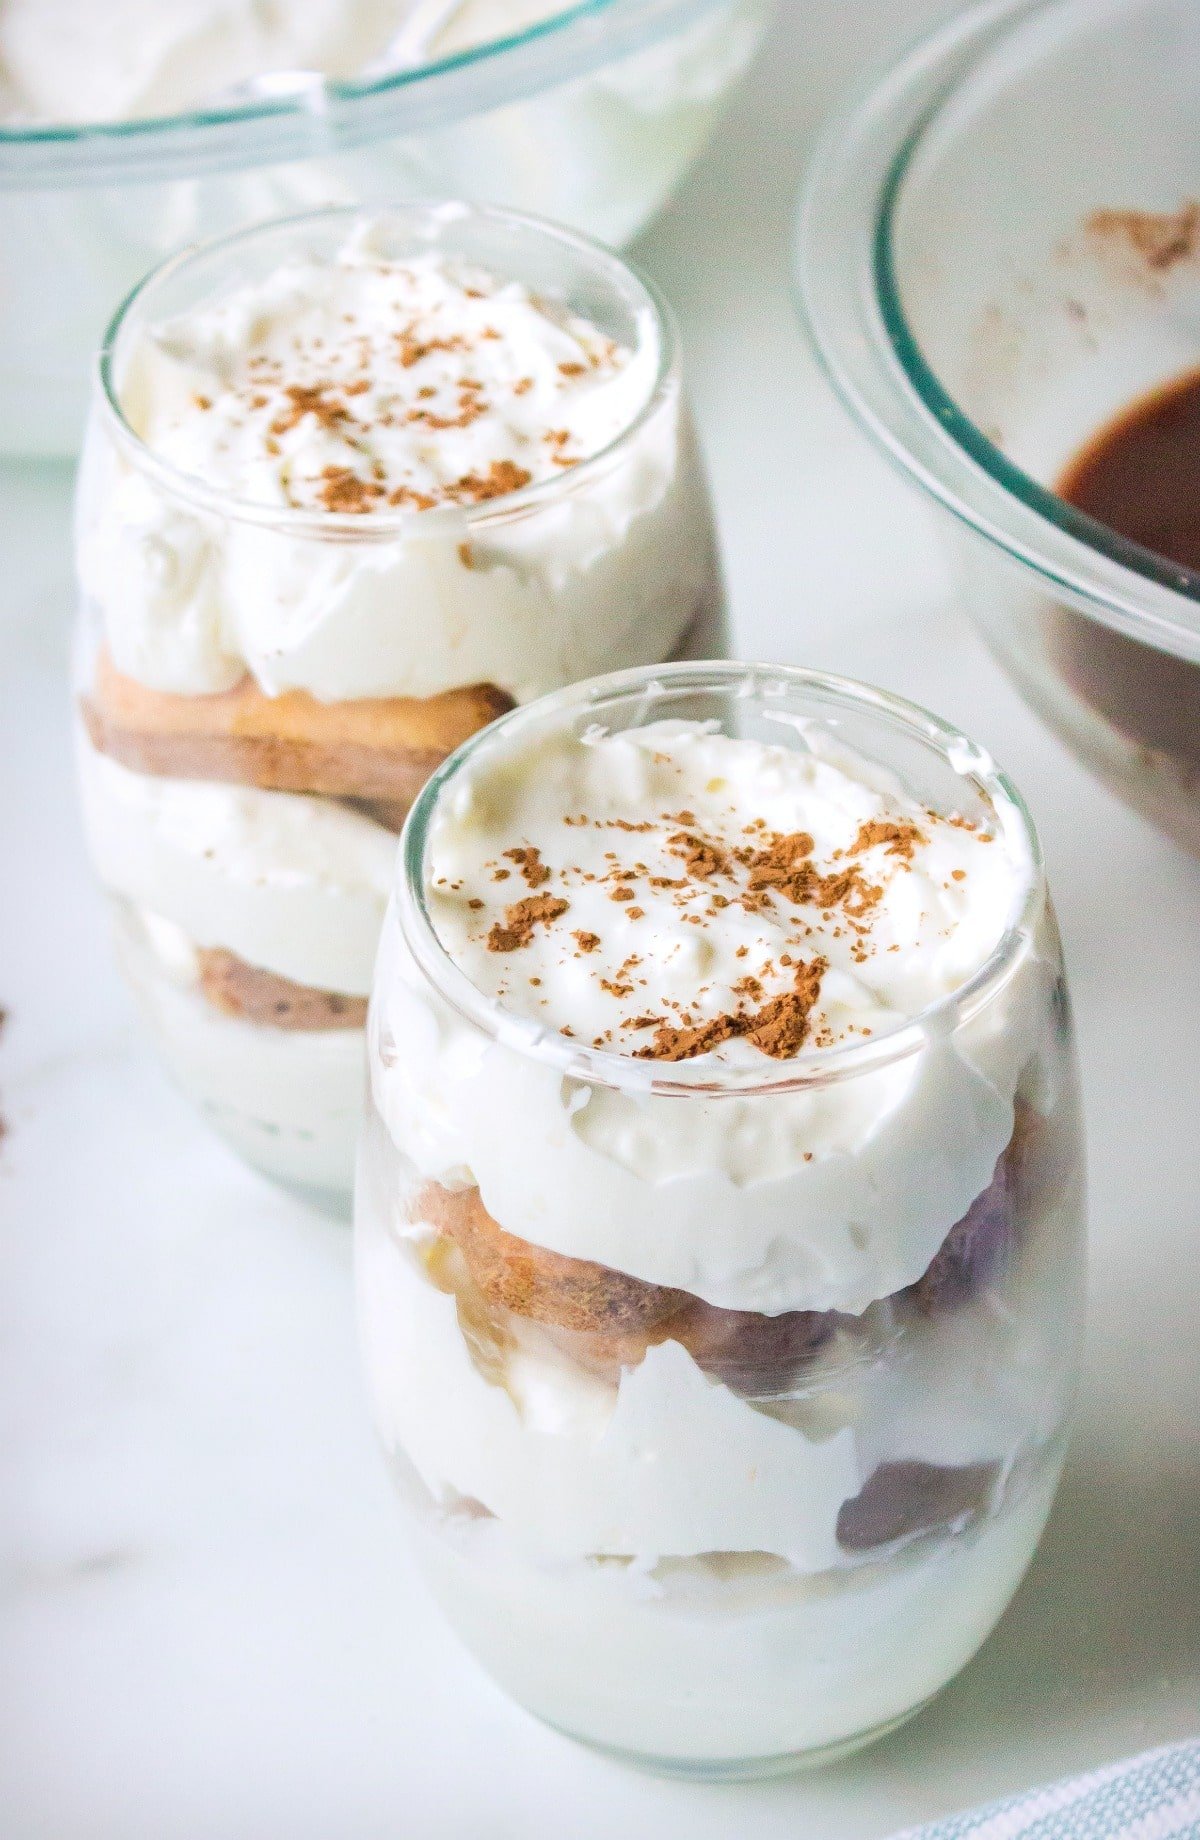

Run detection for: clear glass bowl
[[356, 660, 1085, 1778], [73, 203, 725, 1208], [796, 0, 1200, 855], [0, 0, 770, 456]]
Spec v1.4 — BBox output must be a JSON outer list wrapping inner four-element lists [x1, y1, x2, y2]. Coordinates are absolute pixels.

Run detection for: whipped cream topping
[[78, 214, 708, 706], [122, 234, 651, 517], [425, 719, 1020, 1064], [0, 0, 568, 124]]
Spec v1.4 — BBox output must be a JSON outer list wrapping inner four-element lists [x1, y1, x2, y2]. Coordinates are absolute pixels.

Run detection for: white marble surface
[[2, 4, 1198, 1835]]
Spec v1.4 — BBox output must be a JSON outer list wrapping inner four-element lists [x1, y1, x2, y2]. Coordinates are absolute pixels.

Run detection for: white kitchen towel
[[891, 1740, 1200, 1840]]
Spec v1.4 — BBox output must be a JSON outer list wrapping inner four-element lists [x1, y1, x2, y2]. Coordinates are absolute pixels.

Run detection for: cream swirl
[[77, 220, 712, 704], [372, 717, 1053, 1314]]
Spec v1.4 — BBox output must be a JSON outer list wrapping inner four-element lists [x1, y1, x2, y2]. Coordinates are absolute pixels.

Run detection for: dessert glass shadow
[[73, 203, 724, 1207], [798, 0, 1200, 854], [356, 660, 1086, 1779]]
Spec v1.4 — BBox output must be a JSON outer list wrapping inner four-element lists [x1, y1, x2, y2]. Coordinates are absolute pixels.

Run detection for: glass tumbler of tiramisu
[[73, 203, 723, 1206], [356, 660, 1085, 1777]]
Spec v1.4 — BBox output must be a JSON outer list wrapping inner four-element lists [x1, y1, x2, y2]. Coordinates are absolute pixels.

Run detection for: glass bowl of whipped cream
[[0, 0, 771, 455], [357, 659, 1086, 1777], [798, 0, 1200, 857], [73, 202, 724, 1207]]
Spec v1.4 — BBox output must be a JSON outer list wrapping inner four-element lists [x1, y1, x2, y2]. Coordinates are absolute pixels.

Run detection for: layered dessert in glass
[[74, 204, 722, 1204], [357, 660, 1085, 1775]]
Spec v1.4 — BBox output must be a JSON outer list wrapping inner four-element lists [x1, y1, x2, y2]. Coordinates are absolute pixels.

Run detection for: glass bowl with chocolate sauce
[[797, 0, 1200, 855]]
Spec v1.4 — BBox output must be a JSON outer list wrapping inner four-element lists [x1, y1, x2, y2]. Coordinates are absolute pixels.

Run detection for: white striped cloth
[[891, 1740, 1200, 1840]]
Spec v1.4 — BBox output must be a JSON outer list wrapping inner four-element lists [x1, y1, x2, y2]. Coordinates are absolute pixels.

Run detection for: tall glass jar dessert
[[357, 661, 1085, 1777], [73, 203, 723, 1206]]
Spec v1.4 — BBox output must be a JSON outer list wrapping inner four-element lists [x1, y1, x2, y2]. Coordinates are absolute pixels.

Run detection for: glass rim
[[794, 0, 1200, 664], [93, 198, 679, 539], [393, 659, 1047, 1099], [0, 0, 724, 183]]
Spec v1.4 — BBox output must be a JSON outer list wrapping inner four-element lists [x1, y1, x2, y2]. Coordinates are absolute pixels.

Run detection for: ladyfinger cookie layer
[[418, 1181, 837, 1395], [414, 1094, 1040, 1394], [196, 947, 369, 1032], [81, 650, 514, 809]]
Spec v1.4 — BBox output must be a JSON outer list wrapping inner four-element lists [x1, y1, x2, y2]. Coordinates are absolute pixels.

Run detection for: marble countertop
[[2, 4, 1197, 1835]]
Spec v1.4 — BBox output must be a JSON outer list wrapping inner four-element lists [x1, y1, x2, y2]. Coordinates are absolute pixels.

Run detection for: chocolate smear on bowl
[[1048, 363, 1200, 836], [1085, 201, 1200, 276]]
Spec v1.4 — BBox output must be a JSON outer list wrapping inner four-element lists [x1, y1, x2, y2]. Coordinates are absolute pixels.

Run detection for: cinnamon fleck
[[668, 830, 729, 880], [396, 332, 467, 368], [850, 819, 926, 860], [486, 895, 569, 953], [270, 382, 352, 436], [504, 846, 552, 889], [389, 484, 437, 510], [634, 958, 826, 1063], [447, 459, 532, 504], [317, 467, 384, 513]]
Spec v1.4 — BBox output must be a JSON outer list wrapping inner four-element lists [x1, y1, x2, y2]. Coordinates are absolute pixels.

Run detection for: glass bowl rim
[[392, 658, 1048, 1100], [795, 0, 1200, 662], [92, 197, 679, 538], [0, 0, 724, 179]]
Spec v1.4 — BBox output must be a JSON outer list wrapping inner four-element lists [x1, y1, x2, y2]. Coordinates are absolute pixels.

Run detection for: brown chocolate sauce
[[1051, 368, 1200, 788], [1058, 366, 1200, 576]]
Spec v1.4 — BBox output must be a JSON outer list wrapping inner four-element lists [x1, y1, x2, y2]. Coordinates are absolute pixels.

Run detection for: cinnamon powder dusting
[[466, 799, 931, 1053], [177, 262, 629, 518], [445, 735, 989, 1063]]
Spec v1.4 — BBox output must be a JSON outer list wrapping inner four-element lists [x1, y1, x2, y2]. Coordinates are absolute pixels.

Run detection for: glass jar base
[[542, 1697, 935, 1782]]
